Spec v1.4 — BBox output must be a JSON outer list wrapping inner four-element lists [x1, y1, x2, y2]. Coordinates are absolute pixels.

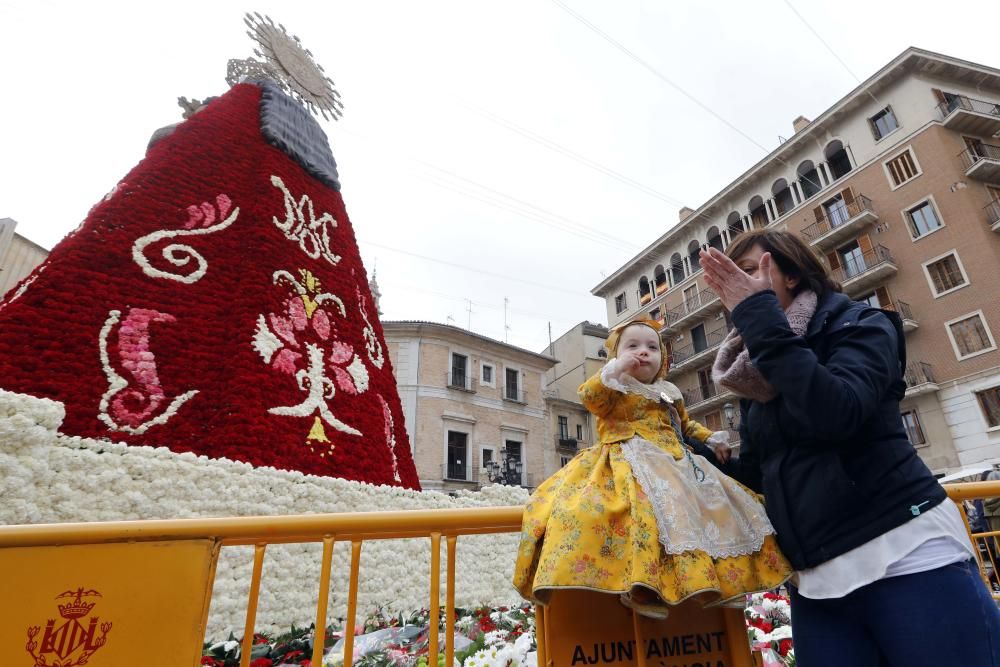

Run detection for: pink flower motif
[[329, 341, 358, 394], [312, 308, 331, 340], [272, 349, 302, 375], [110, 308, 176, 427], [183, 194, 232, 229]]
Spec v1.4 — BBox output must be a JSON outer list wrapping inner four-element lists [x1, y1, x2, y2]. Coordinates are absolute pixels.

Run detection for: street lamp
[[486, 447, 523, 486], [723, 402, 736, 430]]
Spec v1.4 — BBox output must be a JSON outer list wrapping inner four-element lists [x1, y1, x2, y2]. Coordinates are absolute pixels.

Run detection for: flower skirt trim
[[527, 570, 792, 609]]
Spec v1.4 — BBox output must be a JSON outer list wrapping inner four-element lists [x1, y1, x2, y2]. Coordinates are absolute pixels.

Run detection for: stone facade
[[0, 218, 48, 299], [541, 321, 609, 474], [383, 321, 557, 491]]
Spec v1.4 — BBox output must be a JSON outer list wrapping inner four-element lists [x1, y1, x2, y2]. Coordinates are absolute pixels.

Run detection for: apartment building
[[383, 321, 557, 491], [592, 48, 1000, 474], [542, 321, 609, 470], [0, 218, 48, 299]]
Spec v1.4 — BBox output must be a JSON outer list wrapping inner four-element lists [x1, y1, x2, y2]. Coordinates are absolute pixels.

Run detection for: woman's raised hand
[[699, 248, 773, 311]]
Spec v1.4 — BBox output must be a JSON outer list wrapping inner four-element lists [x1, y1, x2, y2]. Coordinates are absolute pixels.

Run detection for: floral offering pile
[[745, 592, 795, 667], [201, 604, 536, 667]]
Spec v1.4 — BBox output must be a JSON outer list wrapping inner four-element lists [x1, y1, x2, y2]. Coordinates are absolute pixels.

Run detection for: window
[[823, 194, 850, 228], [447, 431, 468, 480], [838, 241, 866, 278], [964, 136, 986, 160], [638, 277, 651, 304], [947, 312, 996, 359], [691, 323, 708, 353], [654, 265, 668, 294], [683, 285, 700, 312], [726, 212, 745, 241], [697, 368, 715, 402], [707, 227, 724, 252], [670, 253, 685, 286], [924, 252, 967, 296], [576, 424, 583, 440], [869, 107, 899, 140], [450, 353, 468, 388], [560, 456, 571, 467], [481, 364, 493, 385], [977, 387, 1000, 428], [901, 411, 926, 445], [481, 448, 494, 469], [855, 287, 892, 309], [558, 416, 569, 439], [614, 292, 627, 314], [905, 200, 942, 239], [704, 411, 723, 432], [885, 149, 920, 188], [505, 368, 521, 401], [825, 140, 853, 180], [506, 440, 523, 484], [687, 240, 702, 273]]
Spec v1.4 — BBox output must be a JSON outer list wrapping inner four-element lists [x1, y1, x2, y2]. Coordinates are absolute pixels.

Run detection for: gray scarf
[[711, 290, 818, 403]]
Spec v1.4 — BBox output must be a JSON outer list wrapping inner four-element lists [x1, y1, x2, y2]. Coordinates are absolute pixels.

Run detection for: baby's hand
[[706, 431, 732, 463], [618, 350, 643, 376]]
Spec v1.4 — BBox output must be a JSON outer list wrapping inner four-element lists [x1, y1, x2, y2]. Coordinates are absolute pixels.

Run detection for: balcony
[[938, 95, 1000, 137], [663, 287, 723, 333], [446, 372, 477, 393], [503, 385, 527, 404], [555, 435, 579, 451], [682, 383, 735, 414], [801, 195, 878, 250], [884, 299, 919, 333], [986, 200, 1000, 233], [959, 143, 1000, 184], [667, 324, 733, 376], [904, 361, 939, 397], [834, 245, 898, 297]]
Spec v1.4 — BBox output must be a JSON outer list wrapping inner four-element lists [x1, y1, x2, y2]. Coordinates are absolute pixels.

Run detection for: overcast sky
[[2, 1, 998, 352]]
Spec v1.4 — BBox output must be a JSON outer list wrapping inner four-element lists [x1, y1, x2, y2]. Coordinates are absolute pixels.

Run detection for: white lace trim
[[621, 437, 775, 559], [600, 358, 683, 402]]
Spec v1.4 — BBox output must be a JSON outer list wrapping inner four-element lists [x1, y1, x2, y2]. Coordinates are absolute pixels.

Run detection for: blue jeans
[[789, 559, 1000, 666]]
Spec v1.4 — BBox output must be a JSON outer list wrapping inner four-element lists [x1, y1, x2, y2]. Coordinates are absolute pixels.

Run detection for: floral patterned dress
[[512, 365, 792, 607]]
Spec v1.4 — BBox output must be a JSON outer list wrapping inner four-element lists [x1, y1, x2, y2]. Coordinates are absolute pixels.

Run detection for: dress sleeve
[[676, 400, 713, 443], [578, 359, 627, 417]]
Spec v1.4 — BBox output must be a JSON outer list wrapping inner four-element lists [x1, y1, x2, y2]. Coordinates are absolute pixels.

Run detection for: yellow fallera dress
[[513, 365, 792, 606]]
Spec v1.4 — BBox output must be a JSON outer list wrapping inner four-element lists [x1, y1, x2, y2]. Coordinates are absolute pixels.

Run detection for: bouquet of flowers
[[745, 592, 795, 667]]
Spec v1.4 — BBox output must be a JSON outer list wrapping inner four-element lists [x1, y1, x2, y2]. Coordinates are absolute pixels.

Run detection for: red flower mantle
[[0, 84, 420, 489]]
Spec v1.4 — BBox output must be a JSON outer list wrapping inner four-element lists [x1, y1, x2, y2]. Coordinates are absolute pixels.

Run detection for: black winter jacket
[[718, 289, 946, 571]]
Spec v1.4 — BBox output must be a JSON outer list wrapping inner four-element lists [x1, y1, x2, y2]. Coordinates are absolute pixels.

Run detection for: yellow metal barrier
[[946, 480, 1000, 600], [0, 507, 522, 667], [5, 482, 996, 667]]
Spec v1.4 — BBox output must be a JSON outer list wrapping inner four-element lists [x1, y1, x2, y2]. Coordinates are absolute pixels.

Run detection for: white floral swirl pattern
[[132, 194, 239, 284]]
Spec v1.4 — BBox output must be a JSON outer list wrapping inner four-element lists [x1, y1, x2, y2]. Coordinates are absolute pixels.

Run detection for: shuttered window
[[925, 254, 966, 295], [949, 314, 993, 357], [886, 150, 919, 187]]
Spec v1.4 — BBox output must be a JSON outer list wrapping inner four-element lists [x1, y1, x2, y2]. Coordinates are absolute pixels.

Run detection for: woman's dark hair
[[725, 229, 841, 298]]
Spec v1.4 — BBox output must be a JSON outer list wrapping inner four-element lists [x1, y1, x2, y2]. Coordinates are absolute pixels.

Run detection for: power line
[[417, 169, 638, 252], [548, 0, 833, 196], [549, 0, 772, 154], [357, 237, 600, 299], [378, 279, 582, 325], [457, 101, 688, 207], [780, 0, 882, 106], [341, 127, 640, 252]]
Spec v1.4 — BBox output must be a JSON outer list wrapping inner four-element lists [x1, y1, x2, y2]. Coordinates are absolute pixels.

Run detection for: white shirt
[[794, 500, 976, 599]]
